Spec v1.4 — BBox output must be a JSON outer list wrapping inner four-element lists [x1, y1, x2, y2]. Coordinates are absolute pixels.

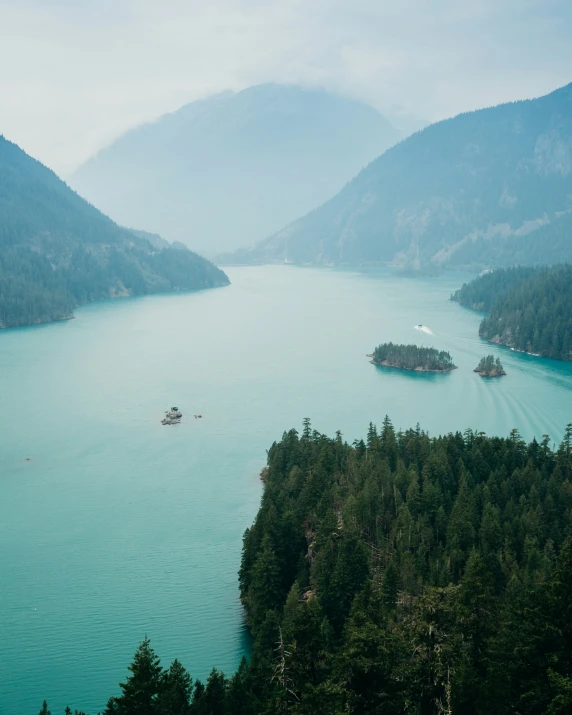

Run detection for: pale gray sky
[[1, 0, 571, 175]]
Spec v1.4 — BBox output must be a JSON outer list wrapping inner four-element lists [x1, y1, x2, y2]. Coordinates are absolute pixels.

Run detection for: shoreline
[[0, 281, 230, 332], [474, 369, 506, 378], [370, 358, 457, 374], [487, 336, 543, 358], [0, 314, 75, 331]]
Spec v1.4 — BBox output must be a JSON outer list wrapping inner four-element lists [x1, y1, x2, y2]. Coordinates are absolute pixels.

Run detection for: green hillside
[[0, 136, 229, 328]]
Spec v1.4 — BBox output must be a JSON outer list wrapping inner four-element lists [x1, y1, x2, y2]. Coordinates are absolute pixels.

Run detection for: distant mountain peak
[[70, 84, 399, 256]]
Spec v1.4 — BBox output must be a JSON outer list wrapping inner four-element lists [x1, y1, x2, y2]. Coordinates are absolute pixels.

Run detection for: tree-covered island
[[474, 354, 506, 377], [370, 342, 456, 372]]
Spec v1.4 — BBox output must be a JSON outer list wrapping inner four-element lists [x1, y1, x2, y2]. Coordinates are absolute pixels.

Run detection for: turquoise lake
[[1, 265, 571, 714]]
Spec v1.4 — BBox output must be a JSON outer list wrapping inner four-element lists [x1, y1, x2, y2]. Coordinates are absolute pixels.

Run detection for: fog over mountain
[[71, 84, 400, 256], [225, 82, 572, 270], [2, 1, 571, 176]]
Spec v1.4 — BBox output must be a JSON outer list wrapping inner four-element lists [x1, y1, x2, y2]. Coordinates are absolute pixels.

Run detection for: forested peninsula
[[371, 343, 456, 372], [452, 265, 572, 361], [0, 136, 229, 329], [48, 419, 572, 714]]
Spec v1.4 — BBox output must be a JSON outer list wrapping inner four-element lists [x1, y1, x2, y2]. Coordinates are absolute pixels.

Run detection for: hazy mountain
[[225, 83, 572, 270], [70, 84, 400, 256], [449, 208, 572, 267], [0, 135, 228, 329]]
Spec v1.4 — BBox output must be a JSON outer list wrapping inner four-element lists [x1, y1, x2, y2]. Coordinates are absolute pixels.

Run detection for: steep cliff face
[[225, 83, 572, 269]]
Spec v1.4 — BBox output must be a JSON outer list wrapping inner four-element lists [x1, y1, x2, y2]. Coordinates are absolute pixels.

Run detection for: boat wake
[[414, 324, 433, 335]]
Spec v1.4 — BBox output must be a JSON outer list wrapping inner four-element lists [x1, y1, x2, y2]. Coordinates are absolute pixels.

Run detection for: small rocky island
[[474, 355, 506, 377], [161, 407, 182, 425], [370, 343, 456, 373]]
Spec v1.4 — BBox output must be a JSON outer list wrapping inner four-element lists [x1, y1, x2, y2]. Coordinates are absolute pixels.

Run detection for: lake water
[[1, 265, 571, 714]]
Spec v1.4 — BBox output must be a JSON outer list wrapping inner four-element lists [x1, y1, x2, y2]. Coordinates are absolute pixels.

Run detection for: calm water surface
[[1, 266, 571, 714]]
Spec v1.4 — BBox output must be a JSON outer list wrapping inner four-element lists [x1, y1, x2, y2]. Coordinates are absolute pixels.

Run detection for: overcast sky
[[1, 0, 571, 175]]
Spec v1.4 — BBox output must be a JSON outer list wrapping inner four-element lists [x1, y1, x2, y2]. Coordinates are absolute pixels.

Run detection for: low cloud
[[1, 0, 571, 174]]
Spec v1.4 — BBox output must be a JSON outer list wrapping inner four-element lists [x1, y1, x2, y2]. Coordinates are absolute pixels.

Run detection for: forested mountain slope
[[49, 420, 572, 714], [452, 265, 572, 360], [0, 136, 228, 329], [70, 84, 399, 256], [226, 82, 572, 269]]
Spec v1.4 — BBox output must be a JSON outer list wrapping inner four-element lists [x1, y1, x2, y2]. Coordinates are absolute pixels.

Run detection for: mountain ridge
[[70, 84, 401, 256], [221, 82, 572, 269]]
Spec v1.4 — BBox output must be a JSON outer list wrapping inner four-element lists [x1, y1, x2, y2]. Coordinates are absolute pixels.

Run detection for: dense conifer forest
[[451, 267, 540, 312], [371, 343, 456, 372], [452, 265, 572, 360], [0, 136, 229, 329], [48, 419, 572, 714]]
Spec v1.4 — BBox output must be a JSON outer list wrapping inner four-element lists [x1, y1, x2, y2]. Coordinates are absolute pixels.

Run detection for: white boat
[[414, 324, 434, 335]]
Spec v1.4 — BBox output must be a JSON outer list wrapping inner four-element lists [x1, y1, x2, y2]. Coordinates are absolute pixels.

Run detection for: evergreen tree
[[456, 551, 496, 711], [321, 533, 370, 633], [202, 668, 227, 715], [190, 680, 205, 714], [116, 638, 163, 715], [225, 657, 257, 715], [557, 424, 572, 478], [246, 534, 283, 630], [158, 659, 192, 715], [102, 698, 119, 715]]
